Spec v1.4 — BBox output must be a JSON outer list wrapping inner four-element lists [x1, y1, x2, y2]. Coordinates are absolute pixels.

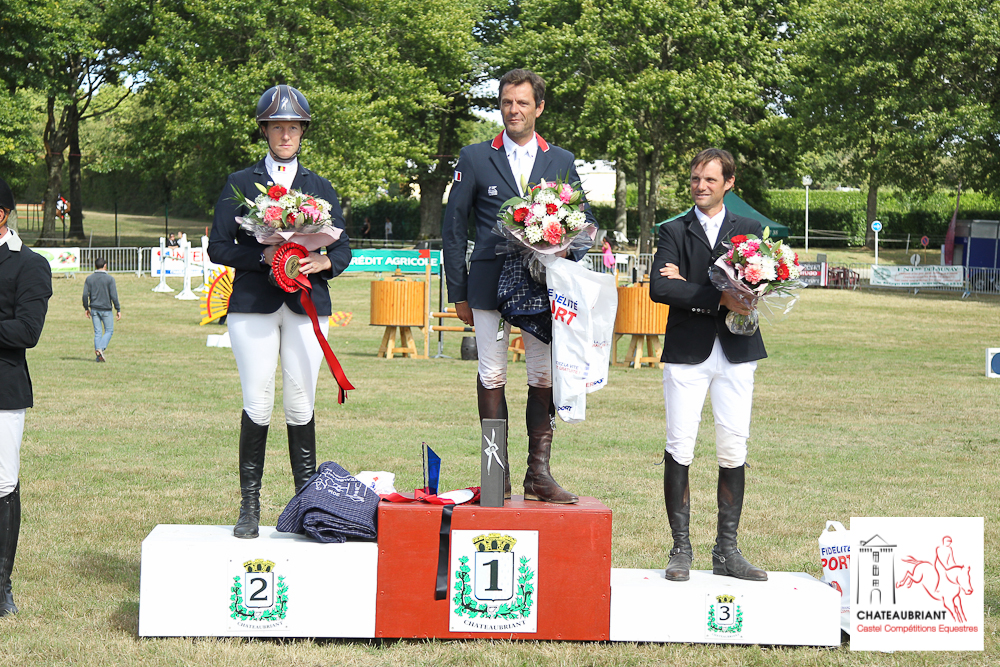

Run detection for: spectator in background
[[166, 233, 179, 247], [384, 216, 393, 246], [0, 176, 53, 617], [82, 258, 122, 362], [361, 217, 371, 247]]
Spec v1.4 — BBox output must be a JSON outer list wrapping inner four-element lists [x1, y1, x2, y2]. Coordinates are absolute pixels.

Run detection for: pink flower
[[300, 203, 322, 223], [743, 264, 764, 284], [264, 206, 283, 223], [542, 222, 563, 245], [559, 183, 574, 203]]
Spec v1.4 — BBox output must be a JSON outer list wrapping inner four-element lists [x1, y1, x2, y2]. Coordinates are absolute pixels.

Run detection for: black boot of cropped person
[[234, 411, 267, 539], [523, 386, 578, 504], [287, 415, 317, 494], [712, 465, 767, 581], [0, 483, 21, 616], [663, 456, 693, 582]]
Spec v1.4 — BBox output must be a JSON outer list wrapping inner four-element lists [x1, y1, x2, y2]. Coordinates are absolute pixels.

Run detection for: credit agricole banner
[[346, 249, 441, 274]]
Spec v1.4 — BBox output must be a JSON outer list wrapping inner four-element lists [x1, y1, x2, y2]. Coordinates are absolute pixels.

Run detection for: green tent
[[657, 192, 790, 239]]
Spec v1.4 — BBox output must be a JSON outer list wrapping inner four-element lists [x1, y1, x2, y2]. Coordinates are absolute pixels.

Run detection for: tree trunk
[[865, 174, 879, 248], [614, 160, 627, 242], [39, 96, 71, 247], [644, 146, 660, 255], [636, 149, 648, 255], [417, 174, 447, 240], [68, 102, 85, 241]]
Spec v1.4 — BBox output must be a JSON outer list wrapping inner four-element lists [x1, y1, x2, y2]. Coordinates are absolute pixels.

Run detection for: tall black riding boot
[[523, 386, 578, 504], [477, 375, 511, 499], [287, 415, 317, 494], [663, 457, 693, 581], [0, 483, 21, 617], [712, 465, 767, 581], [234, 411, 267, 539]]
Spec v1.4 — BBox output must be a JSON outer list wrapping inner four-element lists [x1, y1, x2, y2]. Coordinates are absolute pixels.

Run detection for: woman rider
[[208, 85, 352, 539]]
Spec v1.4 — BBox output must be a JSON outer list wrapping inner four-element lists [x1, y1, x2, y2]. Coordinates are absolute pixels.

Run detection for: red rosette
[[271, 242, 311, 293], [269, 242, 355, 403]]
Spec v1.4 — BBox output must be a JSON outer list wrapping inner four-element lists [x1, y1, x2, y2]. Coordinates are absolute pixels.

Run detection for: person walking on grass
[[0, 176, 53, 617], [82, 258, 121, 362]]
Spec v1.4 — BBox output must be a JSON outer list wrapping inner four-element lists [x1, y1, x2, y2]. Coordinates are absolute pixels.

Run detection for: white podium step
[[610, 569, 841, 646], [139, 525, 377, 637]]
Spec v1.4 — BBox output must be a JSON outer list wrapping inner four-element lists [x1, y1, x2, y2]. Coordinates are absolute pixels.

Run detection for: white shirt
[[265, 154, 298, 191], [0, 227, 22, 251], [502, 131, 538, 195], [694, 206, 727, 248]]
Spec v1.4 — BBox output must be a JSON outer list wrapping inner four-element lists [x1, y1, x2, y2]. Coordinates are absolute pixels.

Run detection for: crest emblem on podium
[[705, 593, 743, 638], [229, 558, 289, 627], [450, 530, 539, 633]]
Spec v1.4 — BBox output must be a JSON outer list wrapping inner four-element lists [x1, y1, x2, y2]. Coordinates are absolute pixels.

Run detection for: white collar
[[502, 131, 538, 159], [265, 154, 298, 188], [694, 205, 726, 229], [0, 227, 22, 251]]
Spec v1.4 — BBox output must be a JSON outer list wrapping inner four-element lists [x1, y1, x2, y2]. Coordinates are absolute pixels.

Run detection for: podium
[[375, 497, 613, 640], [138, 525, 378, 637], [610, 569, 841, 646]]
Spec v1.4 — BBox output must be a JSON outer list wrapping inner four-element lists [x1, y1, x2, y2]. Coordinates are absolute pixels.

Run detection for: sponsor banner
[[851, 517, 983, 651], [150, 247, 222, 278], [346, 249, 441, 274], [34, 247, 79, 273], [799, 262, 827, 287], [870, 265, 963, 287], [449, 530, 538, 633]]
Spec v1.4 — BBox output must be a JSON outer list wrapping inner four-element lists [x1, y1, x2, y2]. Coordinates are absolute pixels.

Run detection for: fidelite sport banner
[[850, 517, 983, 651]]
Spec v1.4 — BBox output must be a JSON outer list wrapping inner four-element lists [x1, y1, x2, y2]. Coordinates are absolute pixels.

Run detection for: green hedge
[[766, 189, 1000, 245]]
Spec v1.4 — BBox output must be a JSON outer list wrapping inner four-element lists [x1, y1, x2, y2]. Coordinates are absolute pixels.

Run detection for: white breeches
[[473, 309, 551, 389], [662, 338, 757, 468], [228, 304, 329, 427], [0, 409, 25, 497]]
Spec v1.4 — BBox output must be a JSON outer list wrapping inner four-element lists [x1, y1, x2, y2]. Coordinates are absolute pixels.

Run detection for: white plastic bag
[[541, 255, 617, 424], [818, 520, 851, 632]]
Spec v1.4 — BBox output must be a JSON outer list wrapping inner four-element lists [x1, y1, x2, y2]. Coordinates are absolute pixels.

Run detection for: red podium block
[[375, 496, 612, 640]]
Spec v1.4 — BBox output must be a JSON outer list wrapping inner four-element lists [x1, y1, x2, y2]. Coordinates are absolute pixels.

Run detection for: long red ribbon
[[272, 243, 355, 403]]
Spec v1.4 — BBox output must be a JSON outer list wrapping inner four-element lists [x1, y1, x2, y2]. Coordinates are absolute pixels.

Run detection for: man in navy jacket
[[650, 148, 768, 582], [442, 69, 595, 504], [0, 177, 53, 615]]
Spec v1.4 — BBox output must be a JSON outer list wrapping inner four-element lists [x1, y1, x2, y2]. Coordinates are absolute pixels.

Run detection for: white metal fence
[[78, 247, 154, 276]]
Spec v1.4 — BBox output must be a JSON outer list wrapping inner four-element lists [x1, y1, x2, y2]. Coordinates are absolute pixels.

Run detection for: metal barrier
[[78, 247, 153, 276]]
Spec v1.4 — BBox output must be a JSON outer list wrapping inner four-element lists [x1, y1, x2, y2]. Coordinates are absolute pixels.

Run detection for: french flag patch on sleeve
[[454, 170, 462, 182]]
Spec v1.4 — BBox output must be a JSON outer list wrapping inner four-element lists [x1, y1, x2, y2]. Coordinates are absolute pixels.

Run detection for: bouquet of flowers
[[709, 229, 806, 335], [232, 182, 342, 251], [492, 177, 597, 345]]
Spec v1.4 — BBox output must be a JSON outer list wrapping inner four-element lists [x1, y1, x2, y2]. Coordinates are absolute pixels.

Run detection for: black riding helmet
[[256, 85, 311, 159]]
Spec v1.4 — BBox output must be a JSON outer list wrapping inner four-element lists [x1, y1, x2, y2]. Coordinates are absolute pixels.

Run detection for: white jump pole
[[175, 239, 199, 300], [151, 237, 174, 292]]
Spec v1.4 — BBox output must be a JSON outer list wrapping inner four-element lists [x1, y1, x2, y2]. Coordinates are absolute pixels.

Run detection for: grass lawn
[[1, 267, 998, 665]]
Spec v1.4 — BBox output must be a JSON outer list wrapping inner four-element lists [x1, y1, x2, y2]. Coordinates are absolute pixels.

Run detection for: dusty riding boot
[[477, 375, 511, 499], [663, 456, 693, 581], [712, 465, 767, 581], [234, 411, 268, 539], [523, 386, 578, 504], [287, 415, 317, 494], [0, 483, 21, 617]]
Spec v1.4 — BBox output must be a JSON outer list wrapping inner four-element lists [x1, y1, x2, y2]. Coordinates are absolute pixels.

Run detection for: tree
[[789, 0, 991, 246], [0, 0, 146, 244], [500, 0, 780, 252]]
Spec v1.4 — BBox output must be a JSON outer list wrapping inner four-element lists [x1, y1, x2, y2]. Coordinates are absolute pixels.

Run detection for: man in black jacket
[[442, 69, 596, 504], [650, 148, 767, 582], [0, 177, 53, 615]]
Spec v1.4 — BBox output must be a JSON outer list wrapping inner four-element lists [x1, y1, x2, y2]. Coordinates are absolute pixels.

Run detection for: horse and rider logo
[[896, 536, 974, 622]]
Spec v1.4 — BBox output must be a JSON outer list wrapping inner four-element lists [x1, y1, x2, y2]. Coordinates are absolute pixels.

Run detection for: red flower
[[286, 212, 297, 225], [513, 207, 529, 223], [545, 203, 559, 215], [777, 263, 790, 281], [268, 184, 288, 199], [793, 252, 800, 265], [730, 235, 748, 244]]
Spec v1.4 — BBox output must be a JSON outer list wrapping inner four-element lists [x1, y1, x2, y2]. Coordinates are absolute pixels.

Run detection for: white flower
[[524, 224, 543, 244], [531, 203, 547, 218], [566, 210, 586, 230], [534, 189, 559, 205]]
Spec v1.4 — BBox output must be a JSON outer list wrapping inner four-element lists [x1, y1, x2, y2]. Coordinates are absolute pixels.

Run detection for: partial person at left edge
[[208, 85, 352, 540], [0, 176, 54, 617]]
